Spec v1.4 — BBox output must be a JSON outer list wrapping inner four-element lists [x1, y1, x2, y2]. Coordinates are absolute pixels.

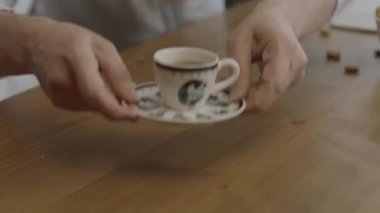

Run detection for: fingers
[[94, 37, 139, 104], [28, 21, 139, 120], [228, 22, 254, 101], [245, 47, 291, 112], [290, 45, 308, 84], [70, 47, 138, 120], [246, 44, 308, 112]]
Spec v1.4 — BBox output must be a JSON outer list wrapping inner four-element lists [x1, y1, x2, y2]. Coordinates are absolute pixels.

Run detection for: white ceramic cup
[[153, 47, 240, 111], [376, 7, 380, 40]]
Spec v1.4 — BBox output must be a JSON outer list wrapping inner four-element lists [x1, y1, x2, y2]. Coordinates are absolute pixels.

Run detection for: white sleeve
[[0, 5, 13, 12], [0, 0, 34, 14]]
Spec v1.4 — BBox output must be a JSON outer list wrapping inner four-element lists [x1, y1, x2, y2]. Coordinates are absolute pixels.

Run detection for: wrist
[[256, 0, 336, 39], [0, 13, 54, 76], [0, 12, 32, 75], [250, 0, 297, 37], [256, 0, 304, 38]]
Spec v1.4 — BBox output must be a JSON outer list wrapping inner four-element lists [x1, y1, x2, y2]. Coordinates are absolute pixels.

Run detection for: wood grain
[[1, 2, 380, 212]]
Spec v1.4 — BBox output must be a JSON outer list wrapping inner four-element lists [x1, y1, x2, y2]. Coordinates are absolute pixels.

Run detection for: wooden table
[[1, 2, 380, 212]]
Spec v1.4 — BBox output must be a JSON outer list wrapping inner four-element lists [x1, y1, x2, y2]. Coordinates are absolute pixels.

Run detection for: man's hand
[[1, 14, 139, 120], [229, 3, 307, 113], [228, 0, 335, 113]]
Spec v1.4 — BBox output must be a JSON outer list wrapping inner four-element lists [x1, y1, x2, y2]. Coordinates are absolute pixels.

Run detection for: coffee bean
[[374, 49, 380, 58], [326, 50, 341, 61], [345, 65, 359, 75], [320, 29, 331, 38]]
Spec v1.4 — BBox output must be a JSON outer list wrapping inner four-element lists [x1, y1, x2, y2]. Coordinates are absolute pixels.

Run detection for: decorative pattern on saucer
[[134, 82, 246, 124]]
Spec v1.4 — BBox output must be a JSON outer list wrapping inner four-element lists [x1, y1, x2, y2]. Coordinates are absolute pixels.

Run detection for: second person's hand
[[228, 1, 308, 113]]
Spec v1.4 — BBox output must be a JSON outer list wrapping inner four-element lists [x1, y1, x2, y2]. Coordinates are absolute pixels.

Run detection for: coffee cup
[[153, 47, 240, 111]]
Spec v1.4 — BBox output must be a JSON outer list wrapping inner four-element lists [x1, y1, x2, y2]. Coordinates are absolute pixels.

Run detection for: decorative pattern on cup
[[178, 80, 207, 107]]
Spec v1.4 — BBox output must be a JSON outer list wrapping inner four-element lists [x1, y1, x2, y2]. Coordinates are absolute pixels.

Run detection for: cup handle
[[212, 58, 240, 94]]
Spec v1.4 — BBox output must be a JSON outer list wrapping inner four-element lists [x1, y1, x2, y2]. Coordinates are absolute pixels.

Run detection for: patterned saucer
[[134, 82, 246, 124]]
